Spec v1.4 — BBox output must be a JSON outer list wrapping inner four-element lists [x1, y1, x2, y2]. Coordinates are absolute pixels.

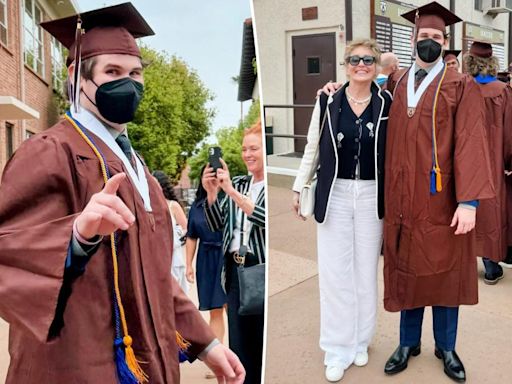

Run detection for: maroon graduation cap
[[40, 2, 154, 112]]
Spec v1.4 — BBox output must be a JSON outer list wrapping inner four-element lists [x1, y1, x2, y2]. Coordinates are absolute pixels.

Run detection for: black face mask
[[416, 39, 442, 63], [84, 77, 144, 124]]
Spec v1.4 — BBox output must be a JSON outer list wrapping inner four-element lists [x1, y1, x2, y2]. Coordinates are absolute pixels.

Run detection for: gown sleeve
[[453, 76, 495, 202], [0, 134, 81, 342], [172, 277, 215, 359]]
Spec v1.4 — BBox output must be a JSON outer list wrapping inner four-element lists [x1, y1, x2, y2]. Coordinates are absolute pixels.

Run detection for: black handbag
[[237, 261, 265, 316], [236, 186, 265, 316]]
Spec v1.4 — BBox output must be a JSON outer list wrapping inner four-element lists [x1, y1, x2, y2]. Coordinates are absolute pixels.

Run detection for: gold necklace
[[346, 89, 372, 105]]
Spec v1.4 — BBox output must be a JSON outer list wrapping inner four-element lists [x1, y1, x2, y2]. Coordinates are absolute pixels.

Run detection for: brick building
[[0, 0, 78, 175]]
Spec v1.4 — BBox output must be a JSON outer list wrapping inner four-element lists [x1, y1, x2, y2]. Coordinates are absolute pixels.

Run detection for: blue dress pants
[[400, 306, 459, 351]]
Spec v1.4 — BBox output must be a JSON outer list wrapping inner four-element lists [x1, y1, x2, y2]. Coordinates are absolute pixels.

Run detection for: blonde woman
[[292, 39, 392, 382]]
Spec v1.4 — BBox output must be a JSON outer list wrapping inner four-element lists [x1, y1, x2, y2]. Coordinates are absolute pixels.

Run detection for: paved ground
[[265, 185, 512, 384], [2, 184, 512, 384], [0, 262, 226, 384]]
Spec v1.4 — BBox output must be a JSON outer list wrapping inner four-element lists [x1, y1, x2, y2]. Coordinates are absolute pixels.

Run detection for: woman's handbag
[[237, 190, 265, 316], [298, 101, 328, 219], [237, 258, 265, 316], [299, 178, 317, 218]]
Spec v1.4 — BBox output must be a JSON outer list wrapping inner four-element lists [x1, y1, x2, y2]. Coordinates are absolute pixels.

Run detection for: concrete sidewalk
[[265, 185, 512, 384]]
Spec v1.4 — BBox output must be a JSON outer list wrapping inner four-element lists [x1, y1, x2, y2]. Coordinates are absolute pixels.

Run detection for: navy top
[[336, 93, 375, 180]]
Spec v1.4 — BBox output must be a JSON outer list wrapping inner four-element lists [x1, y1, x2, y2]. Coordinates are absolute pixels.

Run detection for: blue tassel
[[430, 169, 437, 195], [178, 350, 189, 363], [114, 338, 139, 384]]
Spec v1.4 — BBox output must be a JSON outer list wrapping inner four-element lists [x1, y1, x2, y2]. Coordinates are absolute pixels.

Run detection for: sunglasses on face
[[346, 55, 376, 66]]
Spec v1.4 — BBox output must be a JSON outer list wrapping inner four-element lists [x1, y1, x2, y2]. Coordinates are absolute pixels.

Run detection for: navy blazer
[[314, 82, 392, 222]]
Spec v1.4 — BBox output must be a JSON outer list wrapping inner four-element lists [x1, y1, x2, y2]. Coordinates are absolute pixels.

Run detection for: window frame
[[6, 122, 14, 159], [23, 0, 45, 77], [0, 0, 8, 46], [50, 35, 65, 92]]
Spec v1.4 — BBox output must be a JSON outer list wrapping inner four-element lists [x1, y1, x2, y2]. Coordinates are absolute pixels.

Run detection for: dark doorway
[[292, 33, 336, 152]]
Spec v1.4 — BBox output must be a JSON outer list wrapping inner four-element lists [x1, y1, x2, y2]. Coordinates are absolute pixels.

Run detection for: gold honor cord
[[432, 65, 448, 193]]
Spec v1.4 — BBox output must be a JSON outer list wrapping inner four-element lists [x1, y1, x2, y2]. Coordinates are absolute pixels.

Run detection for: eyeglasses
[[346, 55, 376, 66]]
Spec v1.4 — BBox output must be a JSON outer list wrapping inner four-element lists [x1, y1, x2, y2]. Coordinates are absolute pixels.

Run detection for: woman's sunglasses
[[346, 55, 376, 66]]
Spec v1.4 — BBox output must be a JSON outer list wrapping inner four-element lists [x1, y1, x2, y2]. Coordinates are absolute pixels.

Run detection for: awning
[[237, 18, 257, 102], [0, 96, 40, 120]]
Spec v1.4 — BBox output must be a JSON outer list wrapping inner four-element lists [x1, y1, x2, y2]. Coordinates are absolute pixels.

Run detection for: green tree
[[188, 99, 260, 181], [129, 45, 215, 180]]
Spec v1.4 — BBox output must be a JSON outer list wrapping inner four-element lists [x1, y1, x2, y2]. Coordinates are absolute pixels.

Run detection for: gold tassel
[[176, 331, 191, 351], [435, 167, 443, 192], [124, 336, 149, 383]]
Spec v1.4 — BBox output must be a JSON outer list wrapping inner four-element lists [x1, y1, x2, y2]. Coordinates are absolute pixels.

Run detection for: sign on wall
[[463, 22, 506, 70], [372, 0, 416, 68]]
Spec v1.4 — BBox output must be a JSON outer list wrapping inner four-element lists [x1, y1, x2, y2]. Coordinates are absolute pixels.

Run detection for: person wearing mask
[[464, 41, 512, 284], [293, 39, 392, 382], [203, 121, 266, 384], [0, 4, 244, 383]]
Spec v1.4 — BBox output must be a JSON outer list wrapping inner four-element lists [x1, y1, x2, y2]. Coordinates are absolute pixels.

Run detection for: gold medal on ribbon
[[407, 107, 416, 118]]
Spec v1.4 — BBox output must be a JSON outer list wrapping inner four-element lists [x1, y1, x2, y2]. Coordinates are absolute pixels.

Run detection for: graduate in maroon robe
[[443, 49, 461, 71], [382, 3, 494, 382], [0, 3, 244, 384], [463, 41, 512, 284]]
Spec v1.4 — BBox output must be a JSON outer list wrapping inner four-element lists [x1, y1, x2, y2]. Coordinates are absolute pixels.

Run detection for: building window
[[0, 0, 7, 46], [6, 123, 14, 159], [474, 0, 483, 11], [307, 57, 320, 74], [25, 130, 34, 140], [23, 0, 44, 76], [51, 36, 66, 92]]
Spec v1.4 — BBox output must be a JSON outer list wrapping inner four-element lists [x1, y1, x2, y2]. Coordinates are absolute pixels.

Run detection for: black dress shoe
[[435, 347, 466, 382], [384, 344, 421, 374]]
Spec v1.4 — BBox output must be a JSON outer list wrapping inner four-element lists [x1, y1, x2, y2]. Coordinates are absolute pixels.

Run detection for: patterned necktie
[[115, 133, 133, 162]]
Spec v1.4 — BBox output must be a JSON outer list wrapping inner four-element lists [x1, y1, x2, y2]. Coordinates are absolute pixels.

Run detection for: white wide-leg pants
[[317, 179, 383, 368]]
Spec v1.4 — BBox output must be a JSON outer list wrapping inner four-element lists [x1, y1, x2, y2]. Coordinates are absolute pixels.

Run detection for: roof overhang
[[0, 96, 40, 120], [237, 18, 257, 102]]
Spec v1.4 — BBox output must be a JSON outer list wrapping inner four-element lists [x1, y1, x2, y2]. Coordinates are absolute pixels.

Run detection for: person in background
[[203, 120, 266, 384], [186, 166, 228, 379], [153, 170, 189, 293], [294, 39, 392, 382], [376, 52, 400, 87], [443, 49, 461, 71], [464, 41, 512, 284]]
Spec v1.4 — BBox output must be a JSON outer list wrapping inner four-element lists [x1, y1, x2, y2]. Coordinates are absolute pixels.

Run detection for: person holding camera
[[203, 120, 266, 384], [292, 39, 392, 382]]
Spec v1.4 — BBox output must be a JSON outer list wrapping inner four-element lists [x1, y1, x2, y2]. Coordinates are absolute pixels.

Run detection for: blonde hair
[[344, 38, 382, 66], [464, 54, 499, 77]]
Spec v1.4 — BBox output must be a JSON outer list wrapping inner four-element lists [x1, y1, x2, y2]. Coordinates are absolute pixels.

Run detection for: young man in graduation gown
[[464, 41, 512, 284], [382, 3, 494, 382], [0, 4, 244, 384]]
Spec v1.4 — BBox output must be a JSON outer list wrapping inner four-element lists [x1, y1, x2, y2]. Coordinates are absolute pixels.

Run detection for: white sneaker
[[353, 351, 369, 367], [325, 365, 344, 382]]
